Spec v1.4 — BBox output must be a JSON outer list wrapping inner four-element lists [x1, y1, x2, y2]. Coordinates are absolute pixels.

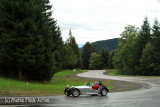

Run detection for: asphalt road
[[1, 70, 160, 107]]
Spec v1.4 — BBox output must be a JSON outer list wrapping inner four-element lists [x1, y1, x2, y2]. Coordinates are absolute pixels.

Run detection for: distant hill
[[91, 38, 118, 53]]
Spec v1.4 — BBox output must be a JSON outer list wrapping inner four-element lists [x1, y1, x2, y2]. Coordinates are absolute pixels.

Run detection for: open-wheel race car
[[64, 81, 109, 97]]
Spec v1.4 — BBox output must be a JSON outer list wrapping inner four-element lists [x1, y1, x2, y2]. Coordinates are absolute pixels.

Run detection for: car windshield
[[84, 82, 92, 87]]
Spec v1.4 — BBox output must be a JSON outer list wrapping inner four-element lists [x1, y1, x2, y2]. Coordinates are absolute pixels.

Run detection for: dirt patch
[[67, 71, 142, 93], [109, 79, 142, 92]]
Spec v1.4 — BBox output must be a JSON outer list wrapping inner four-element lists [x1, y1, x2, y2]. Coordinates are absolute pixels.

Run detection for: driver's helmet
[[95, 81, 99, 85]]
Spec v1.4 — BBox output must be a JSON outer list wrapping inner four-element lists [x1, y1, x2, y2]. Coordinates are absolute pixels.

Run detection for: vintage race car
[[64, 81, 109, 97]]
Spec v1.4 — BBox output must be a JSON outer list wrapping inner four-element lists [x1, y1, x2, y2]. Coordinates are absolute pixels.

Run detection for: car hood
[[73, 86, 91, 88]]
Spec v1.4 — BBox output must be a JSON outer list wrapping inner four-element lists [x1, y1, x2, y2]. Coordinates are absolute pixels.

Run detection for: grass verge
[[105, 69, 160, 77], [0, 69, 113, 96]]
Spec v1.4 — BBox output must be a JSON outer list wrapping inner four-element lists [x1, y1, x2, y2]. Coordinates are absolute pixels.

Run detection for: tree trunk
[[18, 68, 23, 80]]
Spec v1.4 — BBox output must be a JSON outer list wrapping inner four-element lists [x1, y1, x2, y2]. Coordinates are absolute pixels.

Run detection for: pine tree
[[0, 0, 38, 79], [66, 29, 79, 54], [136, 17, 151, 60], [108, 50, 115, 69], [138, 17, 151, 47], [152, 19, 160, 60], [0, 0, 61, 81], [91, 43, 98, 53], [136, 17, 152, 74], [24, 0, 58, 81], [151, 18, 160, 75], [53, 26, 64, 70], [82, 42, 92, 69], [66, 29, 82, 68], [139, 43, 154, 75], [101, 48, 109, 68]]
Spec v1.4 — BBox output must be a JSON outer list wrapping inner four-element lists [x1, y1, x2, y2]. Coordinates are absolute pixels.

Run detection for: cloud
[[50, 0, 160, 44]]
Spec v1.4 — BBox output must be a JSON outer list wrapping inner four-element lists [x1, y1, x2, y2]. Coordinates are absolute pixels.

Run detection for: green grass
[[53, 69, 84, 77], [105, 69, 127, 76], [108, 71, 120, 76], [105, 69, 160, 77], [0, 69, 114, 96]]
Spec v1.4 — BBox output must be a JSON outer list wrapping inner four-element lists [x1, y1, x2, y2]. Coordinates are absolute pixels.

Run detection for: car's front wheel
[[100, 88, 108, 96], [64, 88, 71, 96], [72, 89, 80, 97]]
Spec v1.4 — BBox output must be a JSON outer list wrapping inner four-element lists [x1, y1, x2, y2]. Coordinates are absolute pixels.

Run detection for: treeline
[[2, 1, 157, 82], [0, 0, 117, 82], [0, 0, 81, 81], [113, 17, 160, 76], [82, 42, 114, 70]]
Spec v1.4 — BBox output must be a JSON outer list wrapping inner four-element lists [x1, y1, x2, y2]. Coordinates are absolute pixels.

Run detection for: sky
[[50, 0, 160, 44]]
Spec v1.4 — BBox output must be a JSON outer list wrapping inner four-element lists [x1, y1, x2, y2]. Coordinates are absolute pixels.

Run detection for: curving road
[[1, 70, 160, 107]]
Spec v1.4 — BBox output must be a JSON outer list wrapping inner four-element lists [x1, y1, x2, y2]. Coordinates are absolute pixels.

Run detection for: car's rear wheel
[[64, 88, 70, 96], [100, 88, 108, 96], [72, 89, 80, 97]]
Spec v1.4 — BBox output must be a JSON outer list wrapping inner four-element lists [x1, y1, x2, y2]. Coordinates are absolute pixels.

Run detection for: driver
[[92, 81, 100, 90]]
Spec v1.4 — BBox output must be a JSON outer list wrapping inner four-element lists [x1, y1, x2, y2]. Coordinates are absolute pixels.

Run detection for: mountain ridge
[[91, 38, 118, 53], [80, 38, 118, 53]]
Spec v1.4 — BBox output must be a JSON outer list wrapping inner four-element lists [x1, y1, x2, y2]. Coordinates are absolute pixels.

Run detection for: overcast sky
[[50, 0, 160, 44]]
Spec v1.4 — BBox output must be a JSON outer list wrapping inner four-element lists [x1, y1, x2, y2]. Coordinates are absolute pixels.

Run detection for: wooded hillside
[[91, 38, 118, 53]]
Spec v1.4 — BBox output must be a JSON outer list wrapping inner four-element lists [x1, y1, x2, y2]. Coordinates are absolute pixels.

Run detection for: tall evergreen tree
[[139, 42, 154, 75], [66, 29, 79, 54], [101, 48, 109, 68], [66, 29, 82, 68], [136, 17, 151, 61], [91, 43, 98, 53], [33, 0, 57, 81], [0, 0, 38, 79], [108, 50, 115, 69], [152, 18, 160, 60], [82, 42, 92, 69], [53, 26, 64, 70], [138, 17, 151, 47], [136, 17, 152, 74], [151, 18, 160, 75], [0, 0, 61, 81]]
